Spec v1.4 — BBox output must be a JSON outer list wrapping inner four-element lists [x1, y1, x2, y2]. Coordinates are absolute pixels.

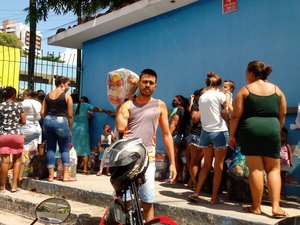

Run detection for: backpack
[[28, 155, 49, 180]]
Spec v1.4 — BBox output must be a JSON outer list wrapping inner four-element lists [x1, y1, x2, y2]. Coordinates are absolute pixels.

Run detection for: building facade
[[0, 20, 42, 55]]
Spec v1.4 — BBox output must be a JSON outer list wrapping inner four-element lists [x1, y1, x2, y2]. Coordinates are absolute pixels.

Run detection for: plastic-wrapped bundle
[[107, 68, 139, 107], [227, 146, 249, 179]]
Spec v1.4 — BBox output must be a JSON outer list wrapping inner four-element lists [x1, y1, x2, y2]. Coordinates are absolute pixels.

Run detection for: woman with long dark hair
[[71, 93, 109, 174]]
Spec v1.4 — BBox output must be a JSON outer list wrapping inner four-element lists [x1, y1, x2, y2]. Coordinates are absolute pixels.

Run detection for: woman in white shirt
[[189, 72, 229, 204], [20, 89, 42, 178]]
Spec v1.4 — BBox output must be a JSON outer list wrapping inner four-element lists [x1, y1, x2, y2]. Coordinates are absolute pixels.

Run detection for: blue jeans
[[43, 115, 70, 168]]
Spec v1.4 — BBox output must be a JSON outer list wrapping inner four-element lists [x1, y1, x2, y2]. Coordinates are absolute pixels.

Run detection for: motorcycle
[[99, 137, 178, 225], [274, 216, 300, 225], [30, 197, 71, 225]]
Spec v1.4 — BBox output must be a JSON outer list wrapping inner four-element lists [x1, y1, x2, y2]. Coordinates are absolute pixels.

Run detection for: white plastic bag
[[56, 144, 77, 180], [290, 103, 300, 130], [296, 103, 300, 127], [107, 68, 139, 107]]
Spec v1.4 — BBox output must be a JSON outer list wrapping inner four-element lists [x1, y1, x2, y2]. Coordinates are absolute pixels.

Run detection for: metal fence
[[0, 46, 78, 100]]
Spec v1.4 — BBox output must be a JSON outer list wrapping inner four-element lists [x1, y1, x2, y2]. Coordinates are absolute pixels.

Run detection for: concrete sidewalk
[[16, 174, 300, 225]]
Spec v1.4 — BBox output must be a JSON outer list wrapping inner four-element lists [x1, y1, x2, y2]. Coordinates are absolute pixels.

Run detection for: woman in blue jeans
[[41, 76, 74, 182]]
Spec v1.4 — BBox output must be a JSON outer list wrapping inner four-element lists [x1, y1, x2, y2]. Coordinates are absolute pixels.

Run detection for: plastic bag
[[296, 103, 300, 127], [290, 103, 300, 130], [107, 68, 139, 107], [227, 147, 249, 179], [56, 144, 77, 180], [69, 144, 78, 178]]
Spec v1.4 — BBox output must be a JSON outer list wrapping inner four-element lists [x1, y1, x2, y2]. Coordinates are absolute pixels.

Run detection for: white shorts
[[125, 162, 156, 203]]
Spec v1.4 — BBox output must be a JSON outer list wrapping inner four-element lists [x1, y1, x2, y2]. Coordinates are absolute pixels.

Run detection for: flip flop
[[96, 171, 102, 176], [272, 211, 289, 219], [83, 171, 90, 175], [11, 188, 21, 193], [63, 177, 77, 182], [188, 195, 202, 202], [243, 206, 261, 215], [210, 198, 224, 204], [47, 177, 54, 182]]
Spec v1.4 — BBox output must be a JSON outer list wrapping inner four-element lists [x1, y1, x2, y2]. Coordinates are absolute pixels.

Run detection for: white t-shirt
[[198, 89, 228, 132], [22, 99, 42, 123]]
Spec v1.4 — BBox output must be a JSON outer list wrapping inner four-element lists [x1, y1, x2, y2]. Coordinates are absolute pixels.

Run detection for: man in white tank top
[[116, 69, 176, 222]]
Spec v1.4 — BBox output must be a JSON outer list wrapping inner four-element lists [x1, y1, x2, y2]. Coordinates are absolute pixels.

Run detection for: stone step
[[0, 209, 46, 225], [19, 177, 113, 208], [11, 174, 300, 225], [0, 188, 106, 225]]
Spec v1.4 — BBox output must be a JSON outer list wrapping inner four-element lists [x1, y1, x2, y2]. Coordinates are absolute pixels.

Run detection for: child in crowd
[[280, 127, 293, 195], [96, 124, 116, 176], [222, 80, 235, 113], [221, 80, 235, 126]]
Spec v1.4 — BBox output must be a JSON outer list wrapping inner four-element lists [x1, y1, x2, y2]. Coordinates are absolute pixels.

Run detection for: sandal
[[83, 170, 90, 175], [243, 206, 261, 215], [11, 188, 21, 193], [272, 210, 289, 219], [47, 177, 54, 182], [96, 171, 102, 176], [63, 177, 77, 182], [188, 195, 202, 202], [210, 198, 224, 204]]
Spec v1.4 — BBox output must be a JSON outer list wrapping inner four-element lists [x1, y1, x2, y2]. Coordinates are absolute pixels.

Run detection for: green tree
[[0, 32, 23, 49], [25, 0, 139, 23], [26, 0, 107, 23]]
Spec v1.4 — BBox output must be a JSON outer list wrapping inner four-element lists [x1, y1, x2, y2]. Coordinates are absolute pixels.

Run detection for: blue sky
[[0, 0, 77, 55]]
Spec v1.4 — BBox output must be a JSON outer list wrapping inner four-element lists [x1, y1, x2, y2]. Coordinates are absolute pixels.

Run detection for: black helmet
[[101, 137, 149, 191]]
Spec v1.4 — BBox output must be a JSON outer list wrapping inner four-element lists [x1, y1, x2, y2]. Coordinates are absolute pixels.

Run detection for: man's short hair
[[140, 69, 157, 82]]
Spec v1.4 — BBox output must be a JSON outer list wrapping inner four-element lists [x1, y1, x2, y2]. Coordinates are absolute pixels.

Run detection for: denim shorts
[[125, 162, 156, 203], [187, 134, 201, 147], [199, 130, 229, 149]]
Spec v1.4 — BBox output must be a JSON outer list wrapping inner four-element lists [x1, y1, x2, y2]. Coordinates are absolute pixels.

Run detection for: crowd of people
[[0, 60, 294, 220], [0, 76, 113, 186], [169, 60, 289, 218]]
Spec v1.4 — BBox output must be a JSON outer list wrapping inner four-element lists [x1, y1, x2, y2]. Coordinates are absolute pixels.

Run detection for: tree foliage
[[26, 0, 109, 23], [0, 32, 23, 49], [25, 0, 140, 23]]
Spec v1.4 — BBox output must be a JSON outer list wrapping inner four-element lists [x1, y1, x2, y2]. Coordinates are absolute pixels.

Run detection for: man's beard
[[140, 89, 152, 97]]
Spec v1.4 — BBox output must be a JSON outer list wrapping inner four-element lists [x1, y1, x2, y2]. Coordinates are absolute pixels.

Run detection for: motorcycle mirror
[[31, 198, 71, 225]]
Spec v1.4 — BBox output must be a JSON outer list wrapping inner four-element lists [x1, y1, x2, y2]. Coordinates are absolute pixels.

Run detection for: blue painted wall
[[81, 0, 300, 151]]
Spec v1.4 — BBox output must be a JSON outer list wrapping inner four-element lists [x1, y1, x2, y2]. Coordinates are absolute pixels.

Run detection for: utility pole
[[76, 11, 82, 92], [76, 49, 81, 91], [28, 0, 37, 90]]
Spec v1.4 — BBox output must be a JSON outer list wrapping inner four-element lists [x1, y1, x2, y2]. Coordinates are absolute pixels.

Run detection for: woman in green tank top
[[228, 60, 288, 218]]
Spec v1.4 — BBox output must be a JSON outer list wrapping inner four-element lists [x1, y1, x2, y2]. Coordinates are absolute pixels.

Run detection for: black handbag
[[0, 113, 4, 126]]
